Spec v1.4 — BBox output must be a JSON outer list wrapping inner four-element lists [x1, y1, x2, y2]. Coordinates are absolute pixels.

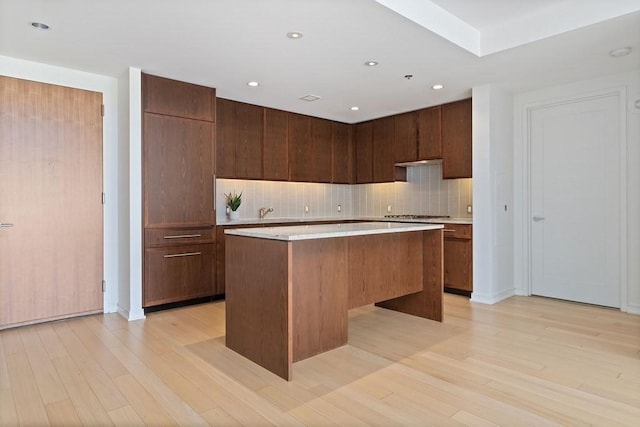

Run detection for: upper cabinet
[[417, 106, 442, 160], [394, 111, 418, 163], [331, 122, 354, 184], [288, 114, 333, 183], [143, 74, 215, 121], [216, 98, 263, 180], [372, 116, 396, 183], [263, 108, 289, 181], [355, 121, 373, 183], [441, 98, 472, 179]]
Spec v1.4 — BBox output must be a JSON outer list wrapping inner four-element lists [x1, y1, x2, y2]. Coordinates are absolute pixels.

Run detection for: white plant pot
[[229, 210, 240, 220]]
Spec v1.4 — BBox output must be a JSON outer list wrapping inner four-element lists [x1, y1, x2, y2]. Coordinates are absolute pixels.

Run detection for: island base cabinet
[[144, 243, 215, 307], [225, 229, 443, 381]]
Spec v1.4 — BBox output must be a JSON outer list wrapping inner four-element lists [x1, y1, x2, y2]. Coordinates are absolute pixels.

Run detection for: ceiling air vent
[[299, 94, 321, 102]]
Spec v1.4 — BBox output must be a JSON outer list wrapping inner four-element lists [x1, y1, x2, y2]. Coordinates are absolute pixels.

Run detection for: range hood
[[394, 158, 442, 167]]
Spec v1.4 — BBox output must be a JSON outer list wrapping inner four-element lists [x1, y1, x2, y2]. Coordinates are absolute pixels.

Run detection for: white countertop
[[217, 216, 472, 226], [224, 221, 444, 241]]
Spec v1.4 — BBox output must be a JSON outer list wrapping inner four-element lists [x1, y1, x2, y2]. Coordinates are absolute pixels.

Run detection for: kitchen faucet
[[259, 207, 274, 219]]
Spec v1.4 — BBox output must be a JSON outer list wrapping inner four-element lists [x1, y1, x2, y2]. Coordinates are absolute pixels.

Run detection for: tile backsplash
[[216, 164, 472, 222]]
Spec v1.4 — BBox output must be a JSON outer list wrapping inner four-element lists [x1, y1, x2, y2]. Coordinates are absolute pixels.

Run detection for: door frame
[[515, 86, 628, 311], [0, 56, 119, 315]]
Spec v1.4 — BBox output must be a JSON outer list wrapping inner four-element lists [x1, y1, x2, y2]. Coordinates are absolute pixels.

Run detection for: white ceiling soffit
[[375, 0, 640, 56]]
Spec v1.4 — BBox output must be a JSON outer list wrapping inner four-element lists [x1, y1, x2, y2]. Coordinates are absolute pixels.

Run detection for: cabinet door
[[417, 106, 442, 160], [234, 101, 263, 179], [332, 122, 354, 184], [143, 74, 214, 121], [394, 111, 417, 163], [288, 113, 311, 181], [263, 108, 289, 181], [444, 238, 472, 292], [216, 98, 236, 178], [372, 116, 395, 183], [144, 113, 214, 227], [144, 243, 215, 307], [309, 117, 333, 183], [442, 98, 472, 179], [355, 121, 373, 183]]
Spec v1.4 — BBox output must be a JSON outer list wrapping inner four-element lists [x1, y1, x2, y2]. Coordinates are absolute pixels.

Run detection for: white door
[[530, 93, 620, 307]]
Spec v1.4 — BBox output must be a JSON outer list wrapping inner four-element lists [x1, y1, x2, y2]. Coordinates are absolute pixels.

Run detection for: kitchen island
[[224, 222, 444, 380]]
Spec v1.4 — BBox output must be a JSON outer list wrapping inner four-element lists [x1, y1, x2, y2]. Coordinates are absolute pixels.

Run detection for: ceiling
[[1, 0, 639, 123]]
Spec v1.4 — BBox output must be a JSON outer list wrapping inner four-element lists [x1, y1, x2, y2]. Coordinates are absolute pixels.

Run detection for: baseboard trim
[[470, 288, 514, 305], [117, 306, 146, 321], [624, 303, 640, 315]]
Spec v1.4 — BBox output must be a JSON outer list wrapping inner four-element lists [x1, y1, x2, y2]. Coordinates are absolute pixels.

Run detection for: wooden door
[[530, 93, 620, 307], [0, 76, 103, 329]]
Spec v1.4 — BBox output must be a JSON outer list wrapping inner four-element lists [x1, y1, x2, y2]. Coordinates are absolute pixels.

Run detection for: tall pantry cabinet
[[142, 74, 218, 308]]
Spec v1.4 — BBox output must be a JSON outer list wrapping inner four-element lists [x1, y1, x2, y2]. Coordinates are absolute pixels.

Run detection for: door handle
[[0, 222, 14, 228], [532, 216, 545, 222]]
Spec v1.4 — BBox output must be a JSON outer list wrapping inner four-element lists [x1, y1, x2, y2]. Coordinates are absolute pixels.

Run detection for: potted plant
[[225, 191, 242, 220]]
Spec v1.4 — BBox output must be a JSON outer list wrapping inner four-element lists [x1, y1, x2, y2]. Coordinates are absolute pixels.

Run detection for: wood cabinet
[[263, 108, 289, 181], [441, 98, 472, 179], [355, 121, 373, 183], [442, 223, 473, 294], [216, 98, 263, 179], [331, 122, 354, 184], [142, 73, 217, 308], [394, 111, 418, 163], [417, 106, 442, 160], [288, 114, 333, 183], [372, 116, 397, 183]]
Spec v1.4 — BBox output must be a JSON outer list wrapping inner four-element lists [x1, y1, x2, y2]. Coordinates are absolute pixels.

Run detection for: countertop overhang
[[224, 221, 444, 241]]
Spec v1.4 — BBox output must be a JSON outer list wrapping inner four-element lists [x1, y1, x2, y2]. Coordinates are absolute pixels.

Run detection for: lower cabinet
[[442, 224, 473, 294], [143, 243, 216, 307]]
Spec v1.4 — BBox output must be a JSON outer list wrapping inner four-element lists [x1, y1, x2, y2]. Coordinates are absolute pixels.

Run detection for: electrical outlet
[[304, 205, 309, 213], [387, 205, 392, 213], [467, 204, 472, 214], [337, 204, 342, 212]]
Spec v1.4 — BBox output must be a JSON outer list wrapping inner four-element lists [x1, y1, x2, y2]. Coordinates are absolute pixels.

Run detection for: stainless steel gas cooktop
[[383, 214, 450, 219]]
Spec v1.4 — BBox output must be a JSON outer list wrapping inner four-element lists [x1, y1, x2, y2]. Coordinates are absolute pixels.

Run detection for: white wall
[[514, 70, 640, 314], [117, 67, 144, 321], [0, 55, 120, 313], [471, 85, 515, 304]]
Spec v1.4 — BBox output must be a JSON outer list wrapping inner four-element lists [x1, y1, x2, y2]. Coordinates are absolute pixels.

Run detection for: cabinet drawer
[[143, 243, 215, 307], [145, 226, 214, 247], [441, 223, 472, 239]]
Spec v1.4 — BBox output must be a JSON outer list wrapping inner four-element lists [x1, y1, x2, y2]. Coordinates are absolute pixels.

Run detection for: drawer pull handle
[[163, 252, 202, 258], [443, 229, 456, 232], [163, 234, 202, 239]]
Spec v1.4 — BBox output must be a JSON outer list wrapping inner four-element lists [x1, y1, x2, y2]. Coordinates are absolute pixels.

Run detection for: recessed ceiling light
[[432, 84, 444, 90], [350, 106, 360, 111], [365, 61, 379, 67], [609, 47, 632, 58], [247, 81, 259, 87], [30, 22, 50, 30], [286, 32, 303, 39]]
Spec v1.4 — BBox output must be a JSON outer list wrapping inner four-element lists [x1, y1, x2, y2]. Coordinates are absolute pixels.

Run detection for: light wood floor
[[1, 294, 639, 426]]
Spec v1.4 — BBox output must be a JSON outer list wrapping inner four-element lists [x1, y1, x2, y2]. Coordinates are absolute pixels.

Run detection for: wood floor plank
[[44, 398, 83, 427], [1, 294, 638, 426], [6, 352, 50, 426]]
